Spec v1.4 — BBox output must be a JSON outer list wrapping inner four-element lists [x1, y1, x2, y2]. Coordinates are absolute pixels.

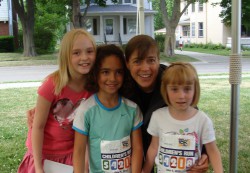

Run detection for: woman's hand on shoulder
[[187, 153, 209, 172]]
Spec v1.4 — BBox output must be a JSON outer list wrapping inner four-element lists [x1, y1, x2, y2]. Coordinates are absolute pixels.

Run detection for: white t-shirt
[[147, 107, 215, 172]]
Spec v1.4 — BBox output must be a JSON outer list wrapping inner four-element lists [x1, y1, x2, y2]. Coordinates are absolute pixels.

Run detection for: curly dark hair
[[85, 44, 131, 96]]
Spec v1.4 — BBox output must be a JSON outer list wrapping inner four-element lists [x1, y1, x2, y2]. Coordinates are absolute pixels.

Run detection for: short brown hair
[[161, 62, 200, 107], [125, 35, 159, 62]]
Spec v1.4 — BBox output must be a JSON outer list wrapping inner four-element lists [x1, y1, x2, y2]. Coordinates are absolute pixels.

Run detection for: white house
[[176, 0, 231, 46], [82, 0, 156, 44], [0, 0, 18, 47]]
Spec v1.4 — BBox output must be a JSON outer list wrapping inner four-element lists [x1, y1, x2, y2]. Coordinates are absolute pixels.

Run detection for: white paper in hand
[[44, 159, 73, 173]]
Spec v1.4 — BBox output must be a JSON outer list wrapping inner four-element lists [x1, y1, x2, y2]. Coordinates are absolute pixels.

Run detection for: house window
[[123, 18, 127, 34], [191, 22, 195, 37], [123, 18, 136, 34], [198, 22, 203, 37], [133, 0, 136, 4], [192, 3, 195, 12], [105, 19, 113, 35], [128, 18, 136, 34], [182, 25, 190, 37], [198, 1, 203, 12], [124, 0, 131, 3], [85, 18, 98, 35]]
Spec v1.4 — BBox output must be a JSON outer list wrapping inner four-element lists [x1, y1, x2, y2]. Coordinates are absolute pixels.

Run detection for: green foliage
[[155, 34, 165, 52], [185, 42, 226, 50], [216, 0, 250, 36], [33, 1, 68, 54], [0, 36, 15, 53], [152, 0, 164, 30]]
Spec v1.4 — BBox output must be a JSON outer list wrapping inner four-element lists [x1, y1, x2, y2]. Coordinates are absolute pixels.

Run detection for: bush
[[0, 36, 15, 52], [34, 28, 57, 54], [155, 34, 165, 52]]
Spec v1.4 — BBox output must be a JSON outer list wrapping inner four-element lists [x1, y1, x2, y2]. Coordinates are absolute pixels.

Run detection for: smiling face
[[97, 55, 124, 96], [126, 48, 160, 93], [71, 34, 96, 77]]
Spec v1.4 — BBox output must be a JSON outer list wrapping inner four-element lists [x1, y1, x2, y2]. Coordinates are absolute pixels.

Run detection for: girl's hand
[[187, 154, 209, 172], [35, 167, 45, 173], [27, 107, 35, 128]]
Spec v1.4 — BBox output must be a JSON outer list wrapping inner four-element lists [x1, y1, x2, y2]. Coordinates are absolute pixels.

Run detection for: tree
[[215, 0, 250, 36], [153, 0, 207, 57], [12, 0, 37, 57], [35, 1, 69, 53]]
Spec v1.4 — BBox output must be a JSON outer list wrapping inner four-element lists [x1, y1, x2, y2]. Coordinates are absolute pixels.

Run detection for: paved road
[[0, 51, 249, 89]]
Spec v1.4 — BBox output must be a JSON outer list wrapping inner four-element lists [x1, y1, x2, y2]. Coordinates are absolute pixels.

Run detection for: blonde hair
[[49, 29, 96, 95], [161, 62, 200, 107]]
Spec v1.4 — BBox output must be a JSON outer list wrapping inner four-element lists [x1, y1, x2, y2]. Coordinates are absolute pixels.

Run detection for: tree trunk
[[22, 21, 36, 57], [12, 0, 37, 57], [159, 0, 192, 57], [164, 27, 176, 56], [72, 0, 90, 28]]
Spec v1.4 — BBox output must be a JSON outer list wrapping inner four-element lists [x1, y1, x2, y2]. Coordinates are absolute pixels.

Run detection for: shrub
[[155, 34, 165, 52], [0, 36, 15, 52]]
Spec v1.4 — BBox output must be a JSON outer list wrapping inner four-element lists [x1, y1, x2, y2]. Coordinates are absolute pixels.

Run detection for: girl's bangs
[[167, 66, 195, 85]]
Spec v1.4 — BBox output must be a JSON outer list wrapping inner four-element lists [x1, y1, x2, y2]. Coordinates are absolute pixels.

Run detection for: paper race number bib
[[158, 133, 196, 172], [101, 136, 131, 173]]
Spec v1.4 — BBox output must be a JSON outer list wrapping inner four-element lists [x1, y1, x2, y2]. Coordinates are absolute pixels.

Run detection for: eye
[[116, 70, 124, 75], [86, 48, 95, 54], [184, 86, 192, 92], [101, 70, 109, 75], [73, 51, 80, 56], [148, 58, 156, 64], [132, 59, 141, 65]]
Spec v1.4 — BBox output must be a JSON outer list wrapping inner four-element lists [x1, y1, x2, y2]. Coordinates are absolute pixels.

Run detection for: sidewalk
[[1, 74, 249, 90], [1, 50, 249, 89]]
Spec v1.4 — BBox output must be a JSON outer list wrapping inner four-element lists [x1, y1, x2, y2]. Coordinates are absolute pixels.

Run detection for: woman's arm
[[73, 131, 88, 173], [27, 107, 35, 128], [142, 136, 159, 173], [131, 128, 143, 173], [205, 142, 223, 173], [32, 96, 51, 173]]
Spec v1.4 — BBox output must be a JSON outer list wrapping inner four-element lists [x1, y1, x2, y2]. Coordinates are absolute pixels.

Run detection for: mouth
[[138, 74, 151, 78], [79, 63, 90, 67]]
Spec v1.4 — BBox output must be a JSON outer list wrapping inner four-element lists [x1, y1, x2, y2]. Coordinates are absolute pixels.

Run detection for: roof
[[81, 4, 156, 15]]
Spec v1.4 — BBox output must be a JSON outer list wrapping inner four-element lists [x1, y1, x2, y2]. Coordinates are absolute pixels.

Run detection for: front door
[[104, 18, 115, 42]]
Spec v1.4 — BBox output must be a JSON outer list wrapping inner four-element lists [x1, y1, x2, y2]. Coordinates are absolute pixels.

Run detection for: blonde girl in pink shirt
[[17, 29, 96, 173]]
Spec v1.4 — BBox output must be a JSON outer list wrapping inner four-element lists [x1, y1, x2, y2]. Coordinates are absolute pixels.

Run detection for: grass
[[183, 47, 250, 57], [0, 53, 58, 66], [0, 77, 249, 172]]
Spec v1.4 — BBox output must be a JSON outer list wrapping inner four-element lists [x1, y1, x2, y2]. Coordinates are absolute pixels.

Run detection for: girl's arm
[[142, 136, 159, 173], [131, 128, 143, 173], [205, 141, 223, 173], [32, 96, 51, 173], [73, 131, 88, 173]]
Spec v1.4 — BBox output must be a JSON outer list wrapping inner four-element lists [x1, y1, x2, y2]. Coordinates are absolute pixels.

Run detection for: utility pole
[[137, 0, 145, 34]]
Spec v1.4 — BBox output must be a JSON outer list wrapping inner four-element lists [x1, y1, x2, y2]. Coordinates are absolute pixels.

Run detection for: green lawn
[[0, 77, 249, 172]]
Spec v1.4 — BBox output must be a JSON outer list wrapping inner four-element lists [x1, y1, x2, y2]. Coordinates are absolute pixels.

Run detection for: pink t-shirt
[[26, 77, 92, 155]]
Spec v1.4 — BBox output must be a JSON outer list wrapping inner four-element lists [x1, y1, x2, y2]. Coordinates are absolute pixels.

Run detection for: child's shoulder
[[195, 110, 213, 122], [122, 97, 139, 108]]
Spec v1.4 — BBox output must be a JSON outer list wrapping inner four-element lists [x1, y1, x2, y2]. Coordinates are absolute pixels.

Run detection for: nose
[[177, 90, 185, 98], [109, 72, 116, 81], [141, 60, 150, 70]]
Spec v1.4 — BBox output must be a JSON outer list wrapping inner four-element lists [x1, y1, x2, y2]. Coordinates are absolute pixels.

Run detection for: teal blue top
[[73, 94, 143, 172]]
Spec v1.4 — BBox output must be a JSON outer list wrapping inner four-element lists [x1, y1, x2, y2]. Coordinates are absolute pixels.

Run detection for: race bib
[[101, 136, 131, 173], [158, 133, 196, 173]]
